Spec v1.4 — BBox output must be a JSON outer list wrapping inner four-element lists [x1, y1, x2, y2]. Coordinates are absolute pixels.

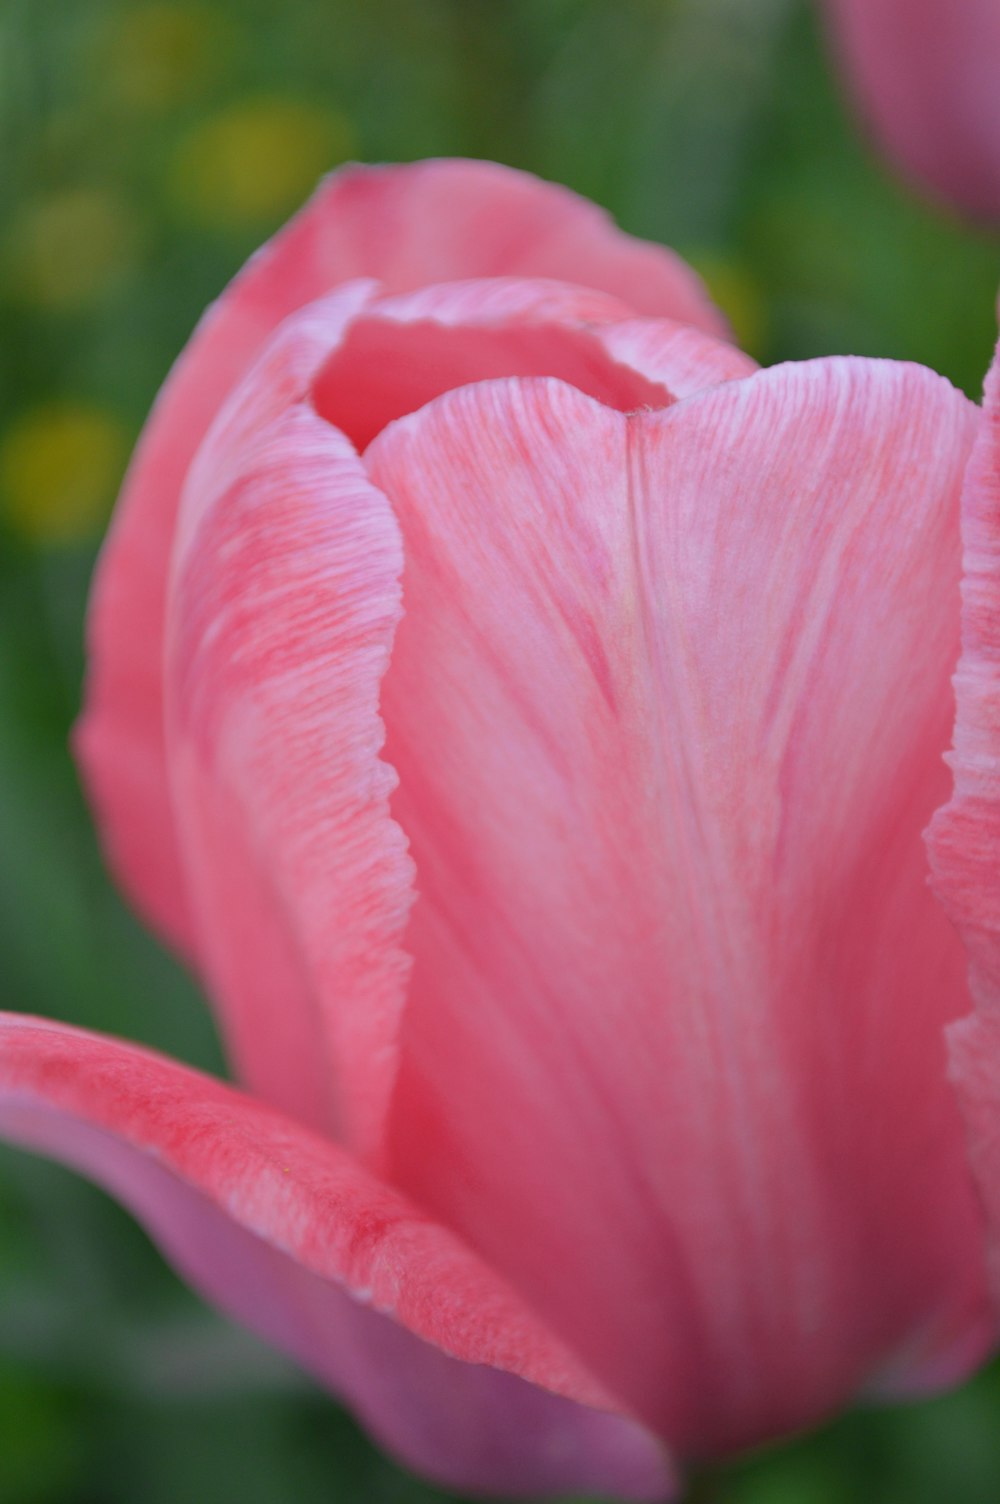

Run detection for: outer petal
[[826, 0, 1000, 219], [161, 281, 748, 1150], [0, 1016, 673, 1500], [74, 275, 377, 961], [76, 159, 724, 957], [309, 160, 726, 330], [928, 338, 1000, 1308], [365, 367, 991, 1455]]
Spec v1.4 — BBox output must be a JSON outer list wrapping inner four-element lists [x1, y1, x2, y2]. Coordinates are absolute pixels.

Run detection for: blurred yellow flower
[[7, 189, 140, 311], [170, 97, 353, 229], [687, 253, 768, 360], [1, 404, 128, 545], [102, 3, 235, 111]]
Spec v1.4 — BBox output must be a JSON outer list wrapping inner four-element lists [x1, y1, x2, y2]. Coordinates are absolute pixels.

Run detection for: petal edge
[[0, 1014, 676, 1500]]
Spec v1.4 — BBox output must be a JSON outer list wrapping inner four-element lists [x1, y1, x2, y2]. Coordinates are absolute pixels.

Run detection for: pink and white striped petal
[[162, 296, 409, 1155], [75, 277, 376, 960], [364, 364, 991, 1452], [0, 1015, 673, 1501]]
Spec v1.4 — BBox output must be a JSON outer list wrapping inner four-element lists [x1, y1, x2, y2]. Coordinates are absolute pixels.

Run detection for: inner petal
[[311, 277, 680, 450]]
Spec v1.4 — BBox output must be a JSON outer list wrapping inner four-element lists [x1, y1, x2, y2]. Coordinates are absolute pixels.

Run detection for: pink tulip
[[825, 0, 1000, 219], [0, 157, 997, 1499]]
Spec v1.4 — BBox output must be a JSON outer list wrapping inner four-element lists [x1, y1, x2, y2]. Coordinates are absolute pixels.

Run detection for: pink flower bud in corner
[[826, 0, 1000, 220]]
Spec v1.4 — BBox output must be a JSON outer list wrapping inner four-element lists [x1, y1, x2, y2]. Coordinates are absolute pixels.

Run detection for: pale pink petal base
[[928, 339, 1000, 1310], [365, 364, 991, 1451], [0, 1015, 674, 1501]]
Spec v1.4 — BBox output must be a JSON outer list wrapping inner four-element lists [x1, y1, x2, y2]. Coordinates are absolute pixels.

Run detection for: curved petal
[[313, 278, 750, 452], [74, 276, 377, 961], [928, 338, 1000, 1311], [594, 317, 756, 398], [365, 366, 991, 1454], [312, 160, 726, 331], [0, 1015, 674, 1500], [163, 296, 411, 1156], [826, 0, 1000, 219], [160, 284, 748, 1151], [361, 273, 637, 326], [76, 160, 724, 957]]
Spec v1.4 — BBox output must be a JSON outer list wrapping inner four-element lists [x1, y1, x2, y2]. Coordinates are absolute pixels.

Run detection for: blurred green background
[[1, 1, 999, 1501]]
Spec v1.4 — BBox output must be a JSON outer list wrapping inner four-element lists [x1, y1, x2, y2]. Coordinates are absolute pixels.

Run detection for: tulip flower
[[825, 0, 1000, 220], [0, 159, 998, 1500]]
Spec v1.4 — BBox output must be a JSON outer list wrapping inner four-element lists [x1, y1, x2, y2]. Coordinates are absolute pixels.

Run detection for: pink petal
[[151, 282, 748, 1151], [594, 317, 756, 397], [74, 275, 376, 961], [163, 295, 410, 1155], [0, 1015, 673, 1500], [927, 338, 1000, 1310], [365, 365, 991, 1454], [76, 161, 723, 958], [315, 160, 726, 330], [314, 277, 751, 452], [826, 0, 1000, 219]]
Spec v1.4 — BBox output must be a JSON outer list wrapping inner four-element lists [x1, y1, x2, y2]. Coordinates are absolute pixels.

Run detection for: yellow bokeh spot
[[170, 97, 353, 229], [7, 188, 140, 311], [687, 253, 768, 360], [103, 3, 234, 111], [1, 404, 128, 545]]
